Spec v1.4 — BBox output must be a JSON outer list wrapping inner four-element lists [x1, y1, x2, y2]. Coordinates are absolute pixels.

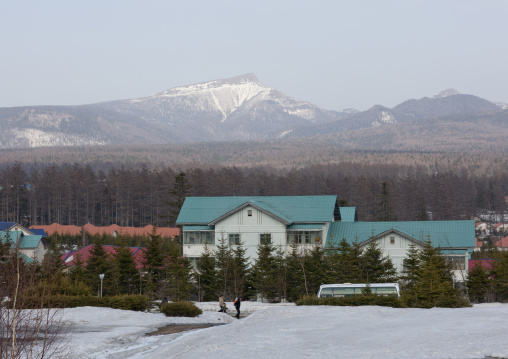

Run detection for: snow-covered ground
[[61, 302, 508, 359]]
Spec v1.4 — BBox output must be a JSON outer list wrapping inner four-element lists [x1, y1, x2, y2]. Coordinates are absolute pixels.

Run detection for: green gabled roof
[[0, 231, 42, 249], [177, 196, 337, 225], [326, 220, 475, 248], [19, 235, 43, 249], [0, 231, 23, 244], [339, 207, 357, 222]]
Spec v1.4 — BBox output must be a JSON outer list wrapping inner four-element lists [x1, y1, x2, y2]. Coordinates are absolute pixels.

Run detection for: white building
[[177, 196, 475, 282]]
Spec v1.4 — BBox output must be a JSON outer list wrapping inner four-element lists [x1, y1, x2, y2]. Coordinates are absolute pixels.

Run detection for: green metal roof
[[177, 196, 337, 225], [339, 207, 357, 222], [441, 249, 469, 254], [0, 231, 23, 243], [287, 224, 323, 230], [1, 231, 42, 249], [326, 220, 475, 248], [183, 225, 214, 231], [19, 235, 43, 249]]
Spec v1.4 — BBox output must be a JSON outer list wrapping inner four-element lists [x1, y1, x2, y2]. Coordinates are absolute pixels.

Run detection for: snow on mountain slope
[[132, 74, 272, 122], [8, 128, 105, 147], [1, 75, 503, 149], [433, 88, 460, 98], [126, 74, 327, 124], [372, 111, 397, 127]]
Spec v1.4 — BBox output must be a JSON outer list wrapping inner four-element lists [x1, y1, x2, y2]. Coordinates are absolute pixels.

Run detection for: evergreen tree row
[[1, 161, 507, 227], [3, 229, 496, 308]]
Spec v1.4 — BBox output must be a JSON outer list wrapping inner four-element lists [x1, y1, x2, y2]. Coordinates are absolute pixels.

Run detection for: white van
[[317, 283, 400, 298]]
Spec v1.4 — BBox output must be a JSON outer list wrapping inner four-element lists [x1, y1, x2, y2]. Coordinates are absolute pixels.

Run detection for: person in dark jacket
[[234, 297, 241, 319]]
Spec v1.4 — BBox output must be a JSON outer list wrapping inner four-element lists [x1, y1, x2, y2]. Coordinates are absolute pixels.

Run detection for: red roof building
[[468, 259, 496, 272], [30, 223, 179, 238], [494, 235, 508, 249], [61, 245, 146, 269]]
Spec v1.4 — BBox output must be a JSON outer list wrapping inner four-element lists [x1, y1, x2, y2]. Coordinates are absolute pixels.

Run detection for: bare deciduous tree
[[0, 233, 70, 358]]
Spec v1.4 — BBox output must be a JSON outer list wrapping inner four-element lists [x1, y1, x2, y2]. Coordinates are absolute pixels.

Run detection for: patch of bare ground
[[146, 323, 224, 336]]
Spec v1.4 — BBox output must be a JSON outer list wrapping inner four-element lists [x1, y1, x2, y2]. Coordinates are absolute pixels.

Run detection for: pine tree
[[250, 242, 279, 302], [166, 171, 192, 255], [165, 246, 194, 301], [84, 239, 114, 296], [292, 247, 312, 296], [215, 233, 234, 298], [375, 181, 396, 222], [142, 227, 166, 299], [491, 251, 508, 301], [196, 244, 219, 301], [113, 238, 140, 295], [70, 252, 87, 285], [285, 246, 305, 302], [400, 244, 421, 291], [361, 240, 398, 283], [39, 237, 66, 294], [404, 238, 468, 308], [349, 238, 364, 282], [467, 262, 491, 303], [328, 238, 362, 284], [273, 246, 289, 302], [304, 246, 327, 296], [231, 239, 250, 298]]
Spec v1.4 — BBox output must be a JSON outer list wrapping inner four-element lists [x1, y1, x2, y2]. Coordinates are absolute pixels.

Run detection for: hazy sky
[[2, 1, 507, 111]]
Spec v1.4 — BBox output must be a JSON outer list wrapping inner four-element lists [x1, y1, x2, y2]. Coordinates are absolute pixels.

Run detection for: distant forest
[[1, 155, 507, 228]]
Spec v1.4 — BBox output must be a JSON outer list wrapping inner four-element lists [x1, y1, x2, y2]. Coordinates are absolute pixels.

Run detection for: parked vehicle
[[317, 283, 400, 298]]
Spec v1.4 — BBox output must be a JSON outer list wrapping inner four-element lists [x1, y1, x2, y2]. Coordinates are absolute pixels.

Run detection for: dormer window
[[248, 210, 252, 217]]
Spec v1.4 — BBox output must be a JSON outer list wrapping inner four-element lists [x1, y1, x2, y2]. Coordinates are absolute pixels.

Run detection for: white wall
[[214, 205, 287, 263], [19, 241, 46, 263], [364, 233, 468, 282], [182, 206, 327, 264], [363, 233, 423, 273]]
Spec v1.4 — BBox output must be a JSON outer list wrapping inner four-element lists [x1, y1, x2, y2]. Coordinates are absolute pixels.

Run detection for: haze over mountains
[[1, 74, 507, 152]]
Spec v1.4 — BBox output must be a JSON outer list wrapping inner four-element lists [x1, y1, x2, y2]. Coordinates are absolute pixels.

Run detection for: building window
[[287, 231, 322, 245], [445, 255, 466, 270], [260, 233, 271, 245], [390, 237, 395, 245], [183, 231, 215, 245], [294, 232, 311, 244], [229, 233, 240, 245], [247, 210, 252, 217]]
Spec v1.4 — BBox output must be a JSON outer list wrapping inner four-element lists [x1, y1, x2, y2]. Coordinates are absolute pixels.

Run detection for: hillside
[[0, 75, 507, 153]]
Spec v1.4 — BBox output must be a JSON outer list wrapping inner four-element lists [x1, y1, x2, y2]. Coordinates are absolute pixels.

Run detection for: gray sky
[[1, 0, 507, 112]]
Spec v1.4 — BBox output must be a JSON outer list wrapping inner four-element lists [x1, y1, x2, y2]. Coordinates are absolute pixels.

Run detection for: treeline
[[1, 160, 508, 227], [1, 143, 508, 175]]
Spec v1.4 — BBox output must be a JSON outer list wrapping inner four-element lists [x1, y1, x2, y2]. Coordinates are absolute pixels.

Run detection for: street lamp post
[[99, 273, 105, 297]]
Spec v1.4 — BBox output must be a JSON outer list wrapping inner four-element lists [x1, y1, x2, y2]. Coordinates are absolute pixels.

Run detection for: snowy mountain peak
[[155, 73, 265, 98], [433, 88, 460, 99], [130, 74, 273, 122]]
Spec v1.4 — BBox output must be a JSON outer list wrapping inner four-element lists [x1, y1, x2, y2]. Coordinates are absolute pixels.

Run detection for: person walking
[[219, 294, 226, 313], [234, 297, 241, 319]]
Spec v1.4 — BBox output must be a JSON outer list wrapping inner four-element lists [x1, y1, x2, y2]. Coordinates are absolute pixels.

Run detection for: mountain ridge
[[0, 74, 506, 151]]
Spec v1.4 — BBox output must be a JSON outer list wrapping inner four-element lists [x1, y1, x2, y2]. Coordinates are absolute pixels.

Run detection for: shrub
[[160, 301, 203, 317], [19, 294, 150, 311], [295, 295, 404, 308], [21, 278, 92, 297], [103, 295, 150, 311]]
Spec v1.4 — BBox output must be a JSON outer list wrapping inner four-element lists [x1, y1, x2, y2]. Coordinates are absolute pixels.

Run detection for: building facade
[[176, 196, 475, 282]]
